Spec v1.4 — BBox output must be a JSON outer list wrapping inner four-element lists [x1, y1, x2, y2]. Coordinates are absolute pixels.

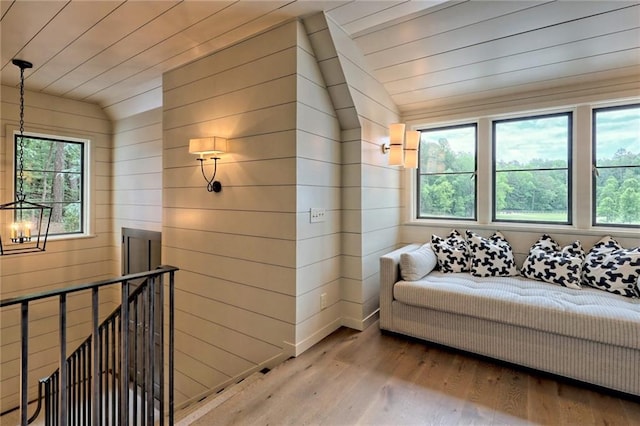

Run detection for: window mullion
[[574, 104, 592, 229], [477, 117, 491, 224]]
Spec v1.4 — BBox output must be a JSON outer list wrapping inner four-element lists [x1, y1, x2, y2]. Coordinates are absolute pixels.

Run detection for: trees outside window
[[493, 113, 572, 224], [593, 104, 640, 227], [15, 134, 85, 236], [417, 124, 477, 220]]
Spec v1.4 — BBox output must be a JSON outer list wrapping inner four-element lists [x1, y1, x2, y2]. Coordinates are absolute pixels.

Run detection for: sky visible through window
[[421, 110, 639, 161], [595, 107, 640, 159], [495, 115, 568, 164], [420, 126, 474, 157]]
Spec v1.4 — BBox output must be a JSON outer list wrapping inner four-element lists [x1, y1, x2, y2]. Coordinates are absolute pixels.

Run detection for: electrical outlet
[[310, 208, 326, 223], [320, 293, 327, 310]]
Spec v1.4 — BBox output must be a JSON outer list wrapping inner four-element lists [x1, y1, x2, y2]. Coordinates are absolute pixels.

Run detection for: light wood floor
[[192, 322, 640, 425]]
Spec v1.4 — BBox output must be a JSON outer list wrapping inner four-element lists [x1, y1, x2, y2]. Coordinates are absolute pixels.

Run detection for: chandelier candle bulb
[[10, 222, 32, 243]]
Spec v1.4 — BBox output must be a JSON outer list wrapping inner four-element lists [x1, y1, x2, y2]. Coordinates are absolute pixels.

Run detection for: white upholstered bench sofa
[[379, 243, 640, 397]]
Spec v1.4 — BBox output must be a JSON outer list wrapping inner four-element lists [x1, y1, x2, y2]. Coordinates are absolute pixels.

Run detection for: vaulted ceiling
[[2, 0, 639, 119]]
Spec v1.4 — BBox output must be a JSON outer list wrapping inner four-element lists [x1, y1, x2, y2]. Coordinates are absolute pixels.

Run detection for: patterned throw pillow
[[400, 243, 437, 281], [582, 236, 640, 298], [521, 234, 585, 289], [466, 230, 518, 277], [431, 230, 470, 273]]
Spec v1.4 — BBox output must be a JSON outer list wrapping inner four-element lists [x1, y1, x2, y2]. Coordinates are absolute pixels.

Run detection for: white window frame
[[9, 128, 92, 241]]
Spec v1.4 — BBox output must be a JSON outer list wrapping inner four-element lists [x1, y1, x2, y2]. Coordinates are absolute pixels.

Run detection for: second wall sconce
[[403, 129, 420, 169], [382, 123, 420, 169], [189, 136, 227, 192], [382, 123, 405, 166]]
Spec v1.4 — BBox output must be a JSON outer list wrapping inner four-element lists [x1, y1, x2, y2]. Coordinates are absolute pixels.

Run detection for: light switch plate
[[310, 208, 326, 223]]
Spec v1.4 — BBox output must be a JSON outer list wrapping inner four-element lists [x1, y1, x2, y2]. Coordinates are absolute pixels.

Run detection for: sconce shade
[[404, 130, 420, 169], [388, 123, 405, 166], [388, 144, 403, 166], [189, 137, 227, 157], [189, 136, 227, 193]]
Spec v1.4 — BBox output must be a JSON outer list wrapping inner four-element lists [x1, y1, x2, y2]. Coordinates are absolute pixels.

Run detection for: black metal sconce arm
[[198, 157, 222, 192]]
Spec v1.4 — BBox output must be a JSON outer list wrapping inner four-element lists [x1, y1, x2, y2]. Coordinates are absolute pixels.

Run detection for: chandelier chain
[[17, 65, 26, 202]]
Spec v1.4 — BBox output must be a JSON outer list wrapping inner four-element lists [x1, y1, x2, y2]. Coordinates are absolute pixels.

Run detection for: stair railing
[[0, 265, 178, 426]]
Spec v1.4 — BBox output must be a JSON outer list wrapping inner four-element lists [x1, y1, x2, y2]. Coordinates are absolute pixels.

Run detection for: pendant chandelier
[[0, 59, 52, 255]]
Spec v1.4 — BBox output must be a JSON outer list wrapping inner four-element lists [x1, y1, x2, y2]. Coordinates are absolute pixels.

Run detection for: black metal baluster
[[75, 354, 79, 425], [53, 373, 58, 426], [92, 288, 100, 426], [59, 294, 68, 426], [87, 339, 92, 425], [133, 296, 138, 426], [105, 322, 109, 426], [69, 355, 74, 425], [77, 353, 80, 424], [147, 278, 155, 425], [120, 281, 130, 426], [111, 317, 116, 426], [77, 350, 81, 424], [99, 324, 105, 425], [169, 270, 175, 426], [19, 302, 28, 426], [117, 311, 122, 426], [140, 287, 147, 424], [82, 344, 86, 424], [82, 344, 91, 425], [159, 274, 165, 425], [44, 379, 51, 426]]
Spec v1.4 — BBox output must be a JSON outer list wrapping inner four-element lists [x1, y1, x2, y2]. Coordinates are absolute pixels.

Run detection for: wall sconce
[[382, 124, 421, 169], [403, 130, 420, 169], [381, 123, 405, 166], [189, 137, 227, 193]]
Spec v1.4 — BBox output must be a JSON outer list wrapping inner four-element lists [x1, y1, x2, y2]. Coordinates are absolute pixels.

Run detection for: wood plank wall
[[305, 13, 402, 331], [161, 16, 407, 406], [0, 86, 118, 412], [293, 23, 343, 355], [163, 21, 307, 406], [112, 108, 163, 237]]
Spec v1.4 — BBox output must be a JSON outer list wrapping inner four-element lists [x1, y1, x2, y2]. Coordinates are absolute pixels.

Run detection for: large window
[[593, 104, 640, 227], [493, 112, 572, 224], [417, 124, 477, 220], [14, 134, 86, 236]]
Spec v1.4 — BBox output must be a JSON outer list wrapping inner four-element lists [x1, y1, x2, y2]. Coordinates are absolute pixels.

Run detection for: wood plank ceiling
[[1, 0, 639, 119]]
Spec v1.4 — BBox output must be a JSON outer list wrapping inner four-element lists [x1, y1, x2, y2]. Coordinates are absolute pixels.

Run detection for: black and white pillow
[[466, 230, 518, 277], [530, 233, 558, 251], [431, 230, 470, 273], [521, 234, 585, 289], [582, 236, 640, 298]]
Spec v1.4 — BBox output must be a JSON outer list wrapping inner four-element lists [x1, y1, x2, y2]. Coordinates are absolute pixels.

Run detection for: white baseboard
[[292, 318, 342, 357], [341, 308, 379, 331]]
